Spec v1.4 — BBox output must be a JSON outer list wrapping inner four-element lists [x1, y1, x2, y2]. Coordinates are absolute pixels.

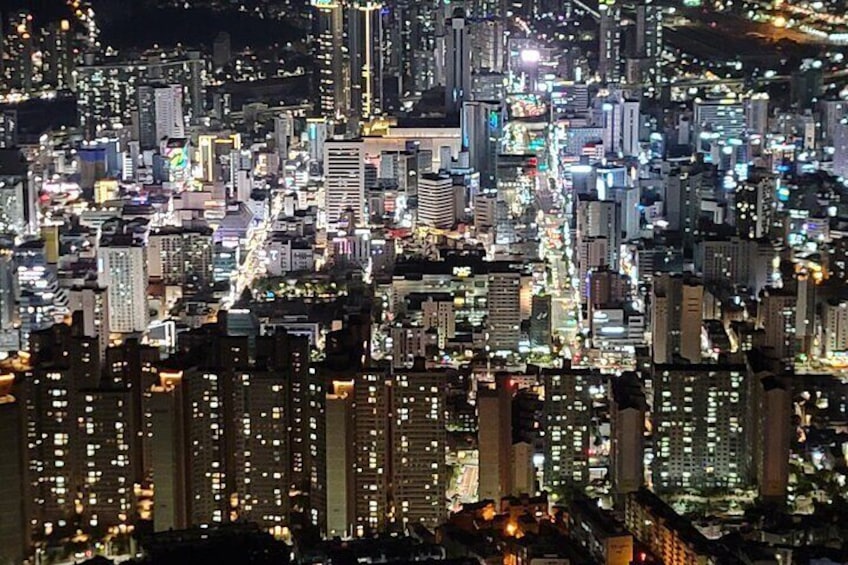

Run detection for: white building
[[324, 139, 365, 225], [154, 85, 185, 142], [823, 300, 848, 356], [418, 173, 456, 229], [97, 244, 149, 333]]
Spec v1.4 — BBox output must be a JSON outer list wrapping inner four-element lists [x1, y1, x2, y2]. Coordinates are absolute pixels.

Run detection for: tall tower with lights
[[313, 0, 348, 119], [598, 0, 621, 84], [348, 1, 384, 120]]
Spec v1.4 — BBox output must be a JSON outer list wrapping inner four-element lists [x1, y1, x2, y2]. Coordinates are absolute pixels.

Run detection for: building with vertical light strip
[[348, 1, 383, 120]]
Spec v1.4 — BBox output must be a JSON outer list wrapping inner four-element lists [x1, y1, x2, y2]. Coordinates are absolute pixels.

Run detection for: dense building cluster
[[3, 0, 848, 564]]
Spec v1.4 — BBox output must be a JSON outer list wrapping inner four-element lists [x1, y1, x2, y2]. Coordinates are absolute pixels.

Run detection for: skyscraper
[[462, 100, 503, 189], [353, 370, 390, 535], [0, 110, 18, 149], [598, 0, 621, 84], [445, 8, 471, 112], [313, 0, 347, 118], [348, 1, 384, 120], [610, 373, 646, 497], [325, 380, 355, 537]]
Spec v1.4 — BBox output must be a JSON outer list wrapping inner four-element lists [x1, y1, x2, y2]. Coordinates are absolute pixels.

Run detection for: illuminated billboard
[[164, 138, 190, 184]]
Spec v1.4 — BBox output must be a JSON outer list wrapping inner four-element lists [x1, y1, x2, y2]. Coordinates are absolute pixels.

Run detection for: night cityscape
[[2, 0, 848, 563]]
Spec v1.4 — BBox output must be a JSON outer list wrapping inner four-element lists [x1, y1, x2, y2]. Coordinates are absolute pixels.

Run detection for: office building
[[324, 139, 365, 225], [487, 270, 521, 352], [15, 240, 65, 350], [462, 101, 503, 189], [418, 173, 456, 228], [693, 97, 746, 154], [445, 8, 472, 112], [735, 172, 776, 239]]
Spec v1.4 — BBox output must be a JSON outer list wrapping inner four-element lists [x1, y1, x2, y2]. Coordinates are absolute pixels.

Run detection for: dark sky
[[2, 1, 148, 27]]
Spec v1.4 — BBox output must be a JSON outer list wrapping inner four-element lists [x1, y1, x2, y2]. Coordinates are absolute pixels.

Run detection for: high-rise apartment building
[[610, 373, 645, 497], [148, 227, 214, 295], [651, 274, 703, 364], [154, 84, 185, 143], [759, 287, 796, 361], [97, 240, 149, 334], [0, 373, 25, 565], [326, 380, 355, 537], [652, 364, 749, 491], [352, 370, 390, 535], [543, 366, 602, 489], [0, 110, 18, 149], [79, 387, 137, 530], [392, 368, 448, 529], [76, 53, 204, 135], [750, 372, 791, 503], [478, 377, 513, 502]]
